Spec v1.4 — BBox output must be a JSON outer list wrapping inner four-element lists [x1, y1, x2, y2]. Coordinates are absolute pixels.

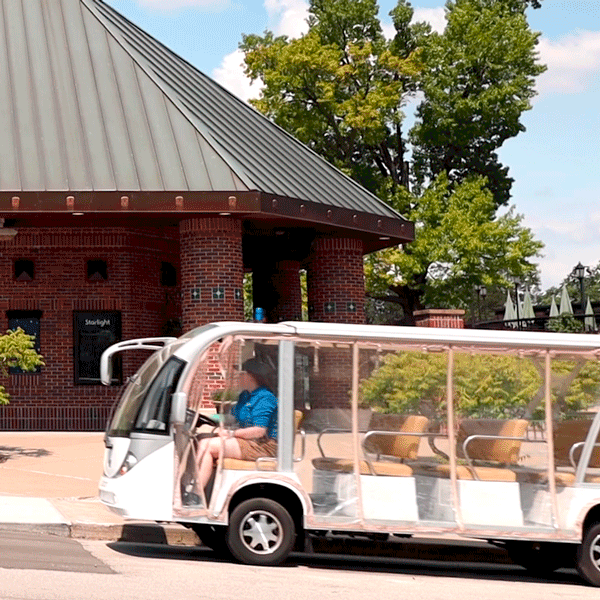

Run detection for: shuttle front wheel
[[577, 523, 600, 587], [227, 498, 295, 566]]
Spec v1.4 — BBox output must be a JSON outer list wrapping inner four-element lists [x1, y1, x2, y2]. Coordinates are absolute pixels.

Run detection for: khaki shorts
[[237, 437, 277, 461]]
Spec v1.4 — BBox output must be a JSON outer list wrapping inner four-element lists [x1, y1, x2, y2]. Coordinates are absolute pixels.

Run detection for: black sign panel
[[73, 311, 122, 385]]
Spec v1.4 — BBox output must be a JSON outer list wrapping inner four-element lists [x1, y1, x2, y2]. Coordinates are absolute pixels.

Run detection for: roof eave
[[1, 190, 413, 247]]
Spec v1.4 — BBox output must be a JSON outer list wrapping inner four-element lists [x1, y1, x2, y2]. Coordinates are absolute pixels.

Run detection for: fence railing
[[0, 405, 111, 431]]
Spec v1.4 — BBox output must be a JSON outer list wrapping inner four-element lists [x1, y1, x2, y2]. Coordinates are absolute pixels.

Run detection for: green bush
[[0, 329, 44, 405]]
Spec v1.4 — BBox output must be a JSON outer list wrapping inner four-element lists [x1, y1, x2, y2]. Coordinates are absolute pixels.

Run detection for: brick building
[[0, 0, 413, 430]]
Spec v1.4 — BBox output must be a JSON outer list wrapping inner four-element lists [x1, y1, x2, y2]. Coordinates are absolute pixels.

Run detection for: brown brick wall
[[414, 309, 465, 328], [0, 227, 180, 430]]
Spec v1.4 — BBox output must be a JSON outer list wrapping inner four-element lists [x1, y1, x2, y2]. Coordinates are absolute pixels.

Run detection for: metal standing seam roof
[[0, 0, 408, 224]]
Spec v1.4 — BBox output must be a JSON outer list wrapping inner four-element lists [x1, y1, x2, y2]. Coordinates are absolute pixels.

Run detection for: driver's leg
[[197, 436, 242, 490]]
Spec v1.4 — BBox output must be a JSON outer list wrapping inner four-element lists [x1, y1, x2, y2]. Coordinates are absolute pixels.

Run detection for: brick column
[[180, 217, 243, 331], [306, 237, 365, 324], [271, 260, 302, 322], [253, 260, 302, 322]]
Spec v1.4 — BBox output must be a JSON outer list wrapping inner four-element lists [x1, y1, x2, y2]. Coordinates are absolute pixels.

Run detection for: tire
[[226, 498, 295, 566], [505, 541, 571, 575], [577, 523, 600, 586], [191, 524, 230, 556]]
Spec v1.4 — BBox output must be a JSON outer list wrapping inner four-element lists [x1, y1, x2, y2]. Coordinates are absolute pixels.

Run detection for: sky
[[105, 0, 600, 292]]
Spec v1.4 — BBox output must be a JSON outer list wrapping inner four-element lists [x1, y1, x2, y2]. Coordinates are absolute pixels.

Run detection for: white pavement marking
[[0, 466, 95, 481], [0, 496, 68, 524]]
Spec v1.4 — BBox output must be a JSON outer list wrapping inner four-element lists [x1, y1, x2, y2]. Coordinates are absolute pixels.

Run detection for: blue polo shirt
[[232, 387, 278, 440]]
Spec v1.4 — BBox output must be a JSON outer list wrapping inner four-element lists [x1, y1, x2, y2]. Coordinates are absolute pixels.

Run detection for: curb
[[0, 521, 200, 545]]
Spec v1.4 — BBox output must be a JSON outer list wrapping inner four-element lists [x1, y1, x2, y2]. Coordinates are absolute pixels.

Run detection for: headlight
[[118, 452, 138, 476]]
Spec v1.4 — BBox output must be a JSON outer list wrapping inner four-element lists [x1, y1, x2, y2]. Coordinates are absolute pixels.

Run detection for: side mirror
[[171, 392, 188, 426]]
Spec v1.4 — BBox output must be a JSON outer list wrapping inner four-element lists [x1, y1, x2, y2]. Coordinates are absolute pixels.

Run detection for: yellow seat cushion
[[312, 457, 413, 477], [433, 464, 517, 481], [222, 458, 277, 471], [365, 415, 430, 461], [457, 419, 529, 464]]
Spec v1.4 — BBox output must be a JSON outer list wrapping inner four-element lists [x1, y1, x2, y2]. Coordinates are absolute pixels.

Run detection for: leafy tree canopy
[[0, 329, 44, 405], [365, 174, 542, 319], [241, 0, 546, 322], [361, 350, 600, 420], [410, 0, 546, 207]]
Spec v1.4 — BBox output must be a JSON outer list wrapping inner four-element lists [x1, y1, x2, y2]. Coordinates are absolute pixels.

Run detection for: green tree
[[241, 0, 545, 322], [361, 350, 600, 419], [241, 0, 424, 193], [410, 0, 546, 207], [0, 329, 44, 405], [365, 174, 542, 321]]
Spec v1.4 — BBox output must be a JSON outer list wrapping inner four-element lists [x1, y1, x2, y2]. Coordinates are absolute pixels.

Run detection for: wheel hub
[[589, 533, 600, 571], [239, 510, 283, 555]]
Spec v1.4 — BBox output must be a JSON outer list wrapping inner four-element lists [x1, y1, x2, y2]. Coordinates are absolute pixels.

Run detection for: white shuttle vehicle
[[100, 321, 600, 585]]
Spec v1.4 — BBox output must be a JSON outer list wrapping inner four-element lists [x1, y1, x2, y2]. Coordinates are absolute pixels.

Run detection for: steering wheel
[[195, 412, 218, 428], [185, 408, 218, 429]]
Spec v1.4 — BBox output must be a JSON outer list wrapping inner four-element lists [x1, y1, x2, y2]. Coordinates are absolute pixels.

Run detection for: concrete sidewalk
[[0, 432, 198, 545]]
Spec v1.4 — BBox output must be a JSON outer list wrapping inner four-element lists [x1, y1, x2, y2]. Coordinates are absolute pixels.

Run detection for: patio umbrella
[[549, 296, 559, 318], [584, 297, 597, 332], [521, 290, 536, 326], [503, 291, 517, 328], [559, 286, 573, 315]]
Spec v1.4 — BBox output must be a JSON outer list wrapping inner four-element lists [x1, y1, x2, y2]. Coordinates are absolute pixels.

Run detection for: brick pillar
[[414, 309, 465, 328], [271, 260, 302, 322], [180, 217, 243, 331], [306, 238, 365, 324], [253, 260, 302, 323]]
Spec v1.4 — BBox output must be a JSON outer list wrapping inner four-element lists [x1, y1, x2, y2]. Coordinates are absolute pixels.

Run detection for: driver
[[195, 358, 278, 493]]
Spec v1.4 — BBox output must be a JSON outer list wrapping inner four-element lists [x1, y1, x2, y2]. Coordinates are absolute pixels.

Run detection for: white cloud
[[382, 6, 446, 40], [537, 29, 600, 95], [212, 49, 262, 102], [212, 1, 309, 102], [412, 7, 446, 34], [264, 0, 309, 38], [135, 0, 230, 9]]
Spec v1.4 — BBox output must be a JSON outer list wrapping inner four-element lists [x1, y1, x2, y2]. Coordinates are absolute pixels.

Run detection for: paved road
[[0, 532, 598, 600], [0, 531, 113, 574]]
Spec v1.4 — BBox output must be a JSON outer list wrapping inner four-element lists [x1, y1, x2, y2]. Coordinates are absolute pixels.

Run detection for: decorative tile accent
[[346, 301, 357, 313], [191, 288, 201, 302], [308, 304, 315, 315], [324, 302, 336, 314], [212, 287, 225, 301], [234, 288, 242, 301]]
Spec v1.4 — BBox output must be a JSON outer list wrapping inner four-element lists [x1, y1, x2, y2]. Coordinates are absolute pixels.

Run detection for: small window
[[87, 260, 108, 282], [160, 262, 177, 287], [15, 259, 34, 282], [134, 357, 185, 433], [7, 310, 42, 374]]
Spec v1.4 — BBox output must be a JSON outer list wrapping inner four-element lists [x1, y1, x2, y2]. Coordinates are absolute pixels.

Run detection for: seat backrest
[[294, 409, 303, 431], [365, 414, 429, 460], [553, 419, 600, 467], [457, 419, 529, 464]]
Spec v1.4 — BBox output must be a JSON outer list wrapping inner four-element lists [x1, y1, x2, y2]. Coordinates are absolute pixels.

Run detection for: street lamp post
[[572, 262, 589, 314], [475, 285, 487, 322]]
